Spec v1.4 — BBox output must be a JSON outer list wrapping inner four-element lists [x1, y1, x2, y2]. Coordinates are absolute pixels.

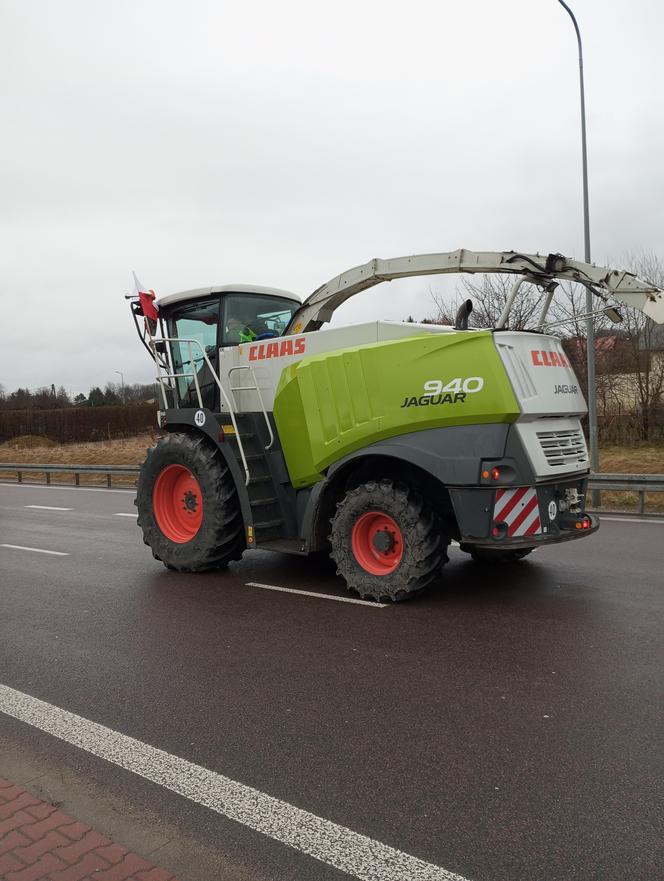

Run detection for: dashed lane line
[[0, 544, 69, 556], [114, 512, 139, 517], [24, 505, 73, 511], [0, 682, 470, 881], [246, 582, 389, 608]]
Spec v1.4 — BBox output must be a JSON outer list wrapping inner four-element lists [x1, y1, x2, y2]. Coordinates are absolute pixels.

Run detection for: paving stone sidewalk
[[0, 778, 179, 881]]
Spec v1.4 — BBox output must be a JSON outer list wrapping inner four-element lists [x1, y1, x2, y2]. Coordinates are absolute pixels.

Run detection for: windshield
[[221, 294, 299, 346]]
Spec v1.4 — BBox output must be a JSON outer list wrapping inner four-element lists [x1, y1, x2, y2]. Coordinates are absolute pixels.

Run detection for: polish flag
[[133, 271, 159, 322]]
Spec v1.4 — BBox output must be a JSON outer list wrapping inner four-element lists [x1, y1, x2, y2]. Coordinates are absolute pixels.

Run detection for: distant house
[[564, 333, 630, 373]]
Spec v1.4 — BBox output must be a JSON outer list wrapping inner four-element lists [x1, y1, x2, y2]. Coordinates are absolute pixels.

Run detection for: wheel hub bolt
[[183, 490, 198, 513], [372, 529, 395, 554]]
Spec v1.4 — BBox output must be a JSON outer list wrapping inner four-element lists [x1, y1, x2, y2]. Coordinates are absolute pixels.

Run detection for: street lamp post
[[115, 370, 125, 404], [557, 0, 599, 492]]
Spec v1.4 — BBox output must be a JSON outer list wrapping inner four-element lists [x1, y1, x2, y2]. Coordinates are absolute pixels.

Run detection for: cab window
[[166, 299, 220, 409], [221, 294, 299, 347]]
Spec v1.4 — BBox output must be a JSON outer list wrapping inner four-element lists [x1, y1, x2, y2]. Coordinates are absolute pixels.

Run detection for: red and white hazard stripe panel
[[493, 487, 542, 537]]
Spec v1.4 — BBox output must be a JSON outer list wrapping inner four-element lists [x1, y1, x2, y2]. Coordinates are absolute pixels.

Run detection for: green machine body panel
[[273, 331, 520, 488]]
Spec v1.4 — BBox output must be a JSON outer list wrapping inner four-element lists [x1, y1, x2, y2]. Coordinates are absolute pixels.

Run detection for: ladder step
[[248, 476, 272, 485], [250, 497, 278, 507], [258, 539, 307, 556], [230, 452, 264, 463], [254, 518, 283, 530]]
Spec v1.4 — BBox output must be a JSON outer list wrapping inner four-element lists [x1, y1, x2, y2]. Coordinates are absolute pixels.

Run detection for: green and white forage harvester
[[129, 250, 664, 601]]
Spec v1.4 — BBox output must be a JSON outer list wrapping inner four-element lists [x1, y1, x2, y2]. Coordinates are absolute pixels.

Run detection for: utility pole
[[557, 1, 599, 495]]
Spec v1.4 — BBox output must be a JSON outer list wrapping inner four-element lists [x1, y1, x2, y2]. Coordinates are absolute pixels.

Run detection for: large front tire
[[136, 432, 244, 572], [329, 479, 448, 602]]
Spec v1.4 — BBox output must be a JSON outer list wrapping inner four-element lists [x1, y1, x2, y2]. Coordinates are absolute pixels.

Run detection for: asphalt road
[[0, 481, 662, 881]]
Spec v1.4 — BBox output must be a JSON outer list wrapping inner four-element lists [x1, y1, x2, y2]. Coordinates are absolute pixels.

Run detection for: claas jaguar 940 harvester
[[128, 250, 664, 601]]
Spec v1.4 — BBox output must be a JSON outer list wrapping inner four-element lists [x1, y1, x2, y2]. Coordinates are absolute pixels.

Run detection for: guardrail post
[[107, 473, 112, 488], [18, 470, 22, 483], [75, 473, 80, 486], [46, 472, 51, 485], [639, 491, 645, 515]]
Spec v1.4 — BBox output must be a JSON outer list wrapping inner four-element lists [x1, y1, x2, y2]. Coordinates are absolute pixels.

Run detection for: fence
[[1, 464, 663, 513]]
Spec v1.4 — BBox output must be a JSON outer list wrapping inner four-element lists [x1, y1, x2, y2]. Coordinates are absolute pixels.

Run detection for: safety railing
[[587, 473, 664, 515], [1, 466, 663, 512], [153, 336, 251, 485], [0, 463, 140, 488], [227, 365, 275, 450]]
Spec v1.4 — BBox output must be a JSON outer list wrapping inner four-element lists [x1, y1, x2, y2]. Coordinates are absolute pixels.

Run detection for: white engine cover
[[494, 332, 589, 478]]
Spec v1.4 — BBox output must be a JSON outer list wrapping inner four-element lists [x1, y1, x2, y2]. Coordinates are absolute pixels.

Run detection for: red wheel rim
[[351, 511, 403, 575], [153, 464, 204, 543]]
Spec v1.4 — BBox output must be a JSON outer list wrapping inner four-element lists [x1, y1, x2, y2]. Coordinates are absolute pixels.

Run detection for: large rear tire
[[136, 432, 244, 572], [329, 479, 448, 602]]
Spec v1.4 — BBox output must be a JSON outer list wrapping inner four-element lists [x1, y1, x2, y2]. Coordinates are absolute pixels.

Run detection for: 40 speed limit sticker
[[400, 376, 484, 408]]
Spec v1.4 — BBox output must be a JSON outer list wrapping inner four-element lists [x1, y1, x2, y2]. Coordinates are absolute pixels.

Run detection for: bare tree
[[428, 275, 548, 330], [614, 252, 664, 440], [427, 255, 664, 442]]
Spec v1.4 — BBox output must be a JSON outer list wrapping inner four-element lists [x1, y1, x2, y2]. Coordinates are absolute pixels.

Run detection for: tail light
[[492, 522, 508, 540]]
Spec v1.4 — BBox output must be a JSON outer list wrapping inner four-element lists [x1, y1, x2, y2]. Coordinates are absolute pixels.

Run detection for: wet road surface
[[1, 481, 662, 881]]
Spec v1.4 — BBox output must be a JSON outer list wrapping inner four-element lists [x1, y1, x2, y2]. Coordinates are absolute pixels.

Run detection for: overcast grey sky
[[1, 0, 662, 396]]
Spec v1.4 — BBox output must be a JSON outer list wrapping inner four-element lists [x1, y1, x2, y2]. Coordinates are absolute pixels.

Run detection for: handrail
[[227, 365, 275, 450], [154, 336, 250, 485]]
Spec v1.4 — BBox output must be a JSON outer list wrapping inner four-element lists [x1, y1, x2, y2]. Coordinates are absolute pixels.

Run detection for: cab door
[[165, 298, 221, 410]]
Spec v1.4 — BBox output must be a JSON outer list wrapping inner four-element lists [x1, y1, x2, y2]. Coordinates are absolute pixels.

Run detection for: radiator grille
[[536, 428, 588, 467]]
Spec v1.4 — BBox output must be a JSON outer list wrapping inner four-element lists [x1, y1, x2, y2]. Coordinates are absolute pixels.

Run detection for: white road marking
[[0, 544, 69, 557], [114, 512, 138, 517], [0, 683, 469, 881], [24, 505, 72, 511], [0, 483, 134, 494], [601, 516, 664, 525], [246, 582, 389, 608]]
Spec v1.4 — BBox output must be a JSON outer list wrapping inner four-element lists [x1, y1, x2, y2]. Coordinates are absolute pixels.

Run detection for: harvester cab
[[128, 250, 664, 601]]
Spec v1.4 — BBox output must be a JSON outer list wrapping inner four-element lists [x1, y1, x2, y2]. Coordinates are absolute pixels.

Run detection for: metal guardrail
[[587, 473, 664, 514], [0, 464, 663, 511], [0, 463, 140, 488]]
